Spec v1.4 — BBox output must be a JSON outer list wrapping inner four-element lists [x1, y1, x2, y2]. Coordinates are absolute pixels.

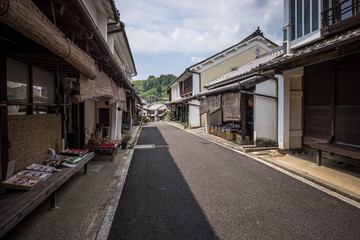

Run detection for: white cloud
[[191, 56, 206, 63], [115, 0, 283, 79], [116, 0, 283, 55]]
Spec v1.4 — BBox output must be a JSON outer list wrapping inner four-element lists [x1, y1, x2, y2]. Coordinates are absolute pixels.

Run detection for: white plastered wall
[[111, 103, 123, 140], [283, 67, 303, 149], [187, 74, 201, 128], [277, 74, 290, 149], [192, 73, 200, 95], [199, 45, 270, 92], [254, 79, 277, 142], [189, 100, 200, 128], [107, 34, 115, 54], [97, 11, 107, 42], [82, 0, 107, 42]]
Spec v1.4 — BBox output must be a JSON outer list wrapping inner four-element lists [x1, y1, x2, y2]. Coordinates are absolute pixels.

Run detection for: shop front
[[200, 75, 278, 147]]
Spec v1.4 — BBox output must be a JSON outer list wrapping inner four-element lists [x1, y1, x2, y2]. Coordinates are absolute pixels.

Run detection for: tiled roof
[[199, 75, 269, 97], [205, 45, 284, 89], [260, 27, 360, 70], [168, 28, 278, 88], [169, 95, 197, 104], [187, 27, 277, 70], [147, 103, 167, 110]]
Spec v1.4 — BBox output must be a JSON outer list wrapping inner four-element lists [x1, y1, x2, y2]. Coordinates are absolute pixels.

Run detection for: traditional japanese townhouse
[[199, 46, 284, 146], [168, 28, 278, 128], [0, 0, 137, 180], [202, 0, 360, 164], [260, 0, 360, 164], [70, 0, 137, 142], [147, 103, 167, 122]]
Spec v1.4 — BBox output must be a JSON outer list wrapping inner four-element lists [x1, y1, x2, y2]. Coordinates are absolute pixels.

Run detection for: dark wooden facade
[[303, 54, 360, 147], [0, 0, 136, 180], [180, 76, 193, 97]]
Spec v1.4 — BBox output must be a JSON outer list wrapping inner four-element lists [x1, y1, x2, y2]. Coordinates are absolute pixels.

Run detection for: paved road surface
[[109, 122, 360, 240]]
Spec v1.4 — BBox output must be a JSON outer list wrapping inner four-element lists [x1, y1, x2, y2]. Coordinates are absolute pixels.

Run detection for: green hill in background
[[133, 74, 177, 103]]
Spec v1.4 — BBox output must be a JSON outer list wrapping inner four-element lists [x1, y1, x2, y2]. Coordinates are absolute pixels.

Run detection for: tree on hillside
[[133, 74, 177, 103]]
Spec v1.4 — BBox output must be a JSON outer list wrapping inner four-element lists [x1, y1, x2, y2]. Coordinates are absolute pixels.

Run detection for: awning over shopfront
[[169, 95, 197, 104], [198, 75, 268, 97], [0, 0, 98, 79], [71, 72, 127, 111]]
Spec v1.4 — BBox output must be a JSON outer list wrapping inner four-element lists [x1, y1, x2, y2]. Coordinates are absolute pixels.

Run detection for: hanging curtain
[[200, 95, 221, 115], [200, 98, 209, 115], [116, 87, 127, 112], [208, 95, 221, 114], [72, 71, 122, 104], [222, 92, 241, 121], [109, 79, 127, 111], [78, 72, 113, 101]]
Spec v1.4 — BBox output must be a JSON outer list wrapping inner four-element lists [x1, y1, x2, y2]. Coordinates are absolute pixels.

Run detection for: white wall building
[[168, 28, 278, 128], [82, 0, 137, 142]]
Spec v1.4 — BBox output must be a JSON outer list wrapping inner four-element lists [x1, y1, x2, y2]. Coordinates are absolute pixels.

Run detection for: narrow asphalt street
[[108, 122, 360, 240]]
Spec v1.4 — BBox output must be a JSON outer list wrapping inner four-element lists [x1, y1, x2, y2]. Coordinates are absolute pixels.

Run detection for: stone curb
[[82, 125, 142, 240]]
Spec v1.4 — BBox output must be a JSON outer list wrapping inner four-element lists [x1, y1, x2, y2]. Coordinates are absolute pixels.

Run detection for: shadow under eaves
[[108, 127, 219, 240]]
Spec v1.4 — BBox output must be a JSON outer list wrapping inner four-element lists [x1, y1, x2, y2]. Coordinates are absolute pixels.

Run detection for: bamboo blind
[[72, 72, 127, 112], [0, 0, 98, 79], [8, 114, 61, 174], [79, 72, 114, 101]]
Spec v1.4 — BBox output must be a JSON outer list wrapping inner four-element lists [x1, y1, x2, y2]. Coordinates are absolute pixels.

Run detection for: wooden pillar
[[241, 92, 246, 141], [79, 102, 85, 148], [316, 150, 322, 166], [75, 103, 80, 148], [50, 192, 59, 210], [0, 51, 9, 180], [27, 65, 33, 114]]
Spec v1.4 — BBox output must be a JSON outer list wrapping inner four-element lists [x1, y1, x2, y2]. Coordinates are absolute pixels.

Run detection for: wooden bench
[[0, 152, 94, 238], [311, 143, 360, 166]]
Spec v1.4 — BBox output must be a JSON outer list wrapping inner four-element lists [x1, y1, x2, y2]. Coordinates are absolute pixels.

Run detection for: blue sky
[[115, 0, 284, 80]]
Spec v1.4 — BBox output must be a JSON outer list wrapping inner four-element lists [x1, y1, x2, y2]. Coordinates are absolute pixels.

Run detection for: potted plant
[[121, 135, 132, 149]]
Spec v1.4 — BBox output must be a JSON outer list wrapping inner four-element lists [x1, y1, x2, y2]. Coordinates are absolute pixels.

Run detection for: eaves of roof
[[168, 70, 194, 87], [116, 28, 137, 76], [168, 95, 198, 104], [101, 0, 119, 21], [259, 27, 360, 72], [198, 75, 269, 97]]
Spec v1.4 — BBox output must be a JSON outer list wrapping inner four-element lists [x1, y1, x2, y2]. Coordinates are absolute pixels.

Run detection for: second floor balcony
[[322, 0, 360, 36], [180, 77, 193, 97], [180, 86, 193, 97], [285, 0, 360, 49]]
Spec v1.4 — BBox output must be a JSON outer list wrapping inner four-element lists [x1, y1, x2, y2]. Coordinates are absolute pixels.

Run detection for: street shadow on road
[[136, 125, 168, 146], [109, 126, 219, 240]]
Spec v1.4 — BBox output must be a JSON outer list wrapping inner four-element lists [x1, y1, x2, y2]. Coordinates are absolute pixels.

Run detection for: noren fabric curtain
[[200, 95, 221, 115], [222, 92, 241, 122], [200, 98, 208, 115]]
